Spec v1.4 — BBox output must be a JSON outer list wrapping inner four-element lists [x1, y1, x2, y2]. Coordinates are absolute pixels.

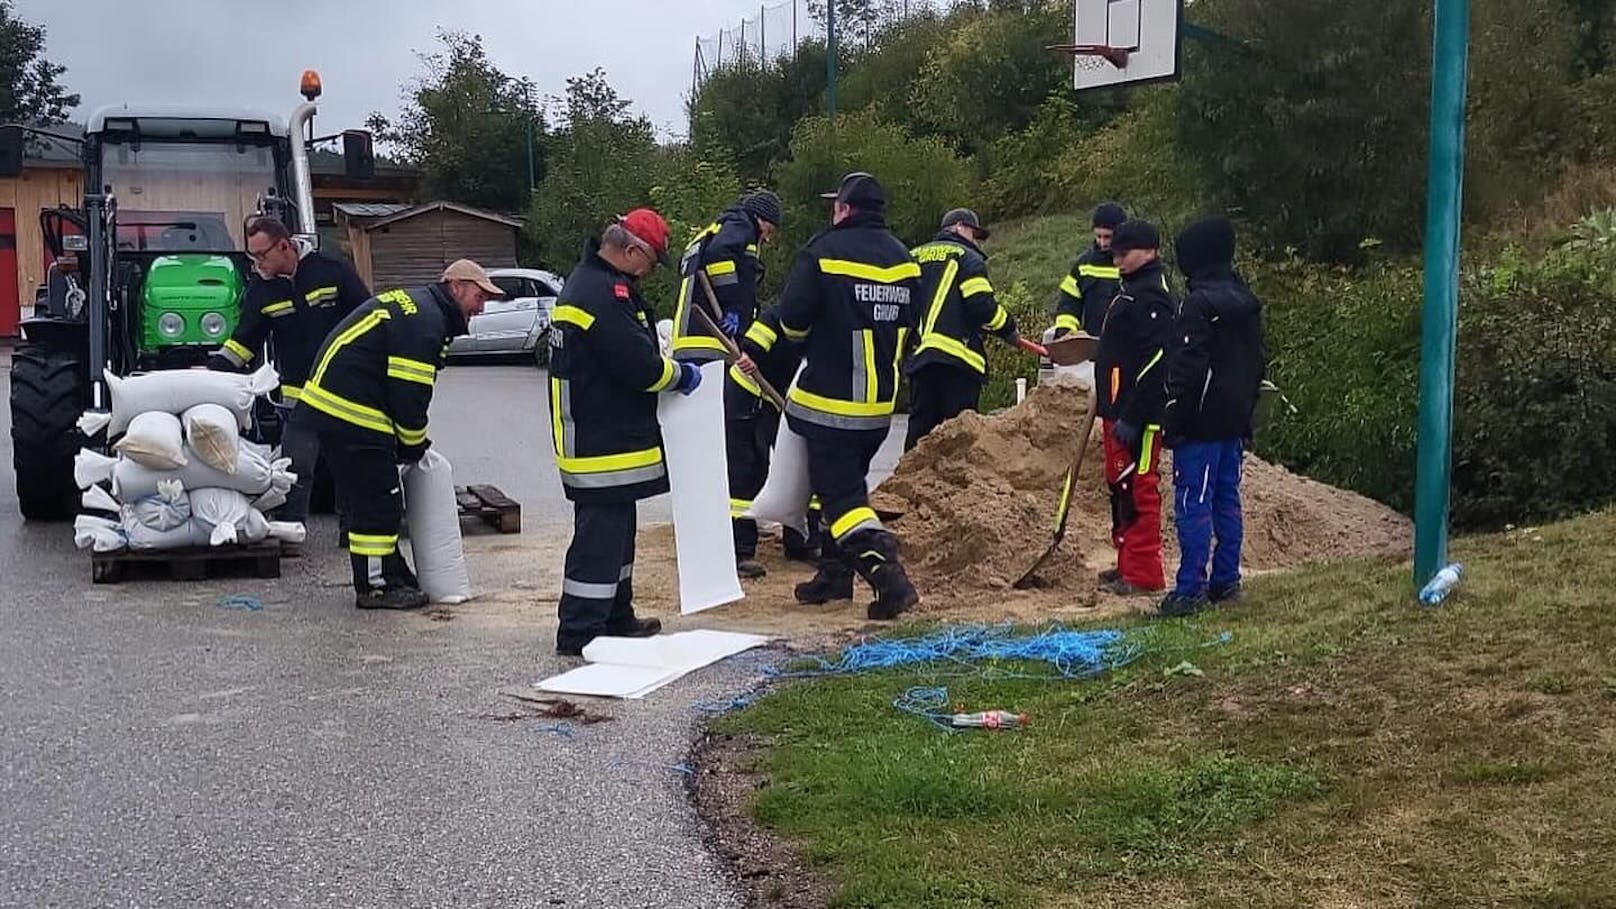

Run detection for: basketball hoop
[[1049, 43, 1131, 69]]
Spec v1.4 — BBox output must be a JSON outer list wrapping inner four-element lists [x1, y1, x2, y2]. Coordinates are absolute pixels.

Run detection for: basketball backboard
[[1064, 0, 1184, 91]]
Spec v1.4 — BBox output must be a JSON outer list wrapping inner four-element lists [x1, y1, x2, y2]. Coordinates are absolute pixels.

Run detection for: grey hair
[[601, 223, 642, 252]]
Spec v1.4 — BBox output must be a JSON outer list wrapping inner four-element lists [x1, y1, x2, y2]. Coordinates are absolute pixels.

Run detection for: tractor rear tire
[[11, 343, 87, 521]]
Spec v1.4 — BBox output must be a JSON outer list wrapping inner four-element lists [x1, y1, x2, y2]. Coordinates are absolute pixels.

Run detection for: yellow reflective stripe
[[386, 356, 436, 386], [729, 363, 764, 398], [745, 244, 759, 255], [647, 356, 678, 392], [893, 327, 907, 390], [224, 339, 254, 362], [1137, 349, 1164, 380], [551, 304, 595, 330], [263, 300, 295, 316], [730, 497, 753, 517], [556, 446, 662, 475], [300, 383, 394, 435], [830, 506, 880, 540], [817, 259, 921, 283], [704, 260, 737, 277], [1138, 424, 1160, 473], [861, 329, 878, 403], [673, 334, 728, 353], [311, 309, 389, 385], [745, 321, 778, 350], [1078, 264, 1120, 279], [984, 305, 1009, 333], [788, 385, 893, 417], [305, 285, 339, 303], [347, 532, 398, 556], [1058, 275, 1081, 297], [780, 322, 810, 342], [280, 384, 303, 401], [960, 277, 993, 298], [550, 377, 566, 456], [923, 260, 959, 338], [916, 334, 986, 373], [396, 423, 428, 446], [1054, 313, 1081, 333]]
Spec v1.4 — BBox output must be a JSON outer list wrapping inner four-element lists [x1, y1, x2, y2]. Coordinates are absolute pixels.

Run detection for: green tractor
[[0, 74, 369, 520]]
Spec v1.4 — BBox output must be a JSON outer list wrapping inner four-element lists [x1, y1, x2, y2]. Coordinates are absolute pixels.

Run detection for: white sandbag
[[114, 411, 188, 470], [744, 417, 812, 538], [73, 514, 127, 552], [74, 449, 117, 489], [78, 364, 278, 438], [402, 449, 471, 604], [123, 517, 211, 550], [107, 448, 293, 501], [182, 403, 241, 473], [81, 485, 121, 514], [265, 521, 306, 543], [252, 486, 288, 514], [123, 483, 192, 533], [658, 360, 743, 615], [189, 488, 270, 546]]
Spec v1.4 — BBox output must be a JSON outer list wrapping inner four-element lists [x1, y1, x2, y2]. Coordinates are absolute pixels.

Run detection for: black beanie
[[1174, 217, 1237, 278], [1110, 218, 1161, 253], [740, 190, 783, 227], [1092, 201, 1127, 229]]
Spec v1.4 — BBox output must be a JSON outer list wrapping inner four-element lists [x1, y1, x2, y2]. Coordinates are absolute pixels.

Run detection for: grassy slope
[[978, 213, 1091, 410], [715, 512, 1616, 908]]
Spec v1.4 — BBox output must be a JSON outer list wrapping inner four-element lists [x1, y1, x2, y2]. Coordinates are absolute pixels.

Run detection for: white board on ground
[[534, 629, 771, 700], [657, 360, 743, 615]]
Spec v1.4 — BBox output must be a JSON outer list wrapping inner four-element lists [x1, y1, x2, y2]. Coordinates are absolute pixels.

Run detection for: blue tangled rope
[[776, 622, 1141, 681], [217, 595, 264, 612]]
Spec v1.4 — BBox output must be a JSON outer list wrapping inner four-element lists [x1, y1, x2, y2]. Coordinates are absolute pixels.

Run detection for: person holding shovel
[[1094, 219, 1175, 596]]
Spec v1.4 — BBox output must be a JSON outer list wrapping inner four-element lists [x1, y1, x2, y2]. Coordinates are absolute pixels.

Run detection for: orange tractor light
[[300, 70, 322, 101]]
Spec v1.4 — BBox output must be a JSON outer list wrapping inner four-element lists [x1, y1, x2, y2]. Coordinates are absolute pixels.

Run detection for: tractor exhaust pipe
[[289, 100, 318, 243]]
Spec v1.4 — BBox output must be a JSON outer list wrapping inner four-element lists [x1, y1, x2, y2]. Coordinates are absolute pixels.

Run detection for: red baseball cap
[[618, 208, 671, 265]]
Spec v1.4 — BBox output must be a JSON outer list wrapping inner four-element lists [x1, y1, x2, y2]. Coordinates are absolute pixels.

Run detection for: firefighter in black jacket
[[1052, 201, 1127, 337], [1095, 219, 1175, 596], [1159, 217, 1267, 617], [671, 191, 787, 578], [739, 172, 921, 620], [293, 258, 496, 610], [904, 208, 1020, 451], [209, 216, 370, 522], [550, 209, 701, 656]]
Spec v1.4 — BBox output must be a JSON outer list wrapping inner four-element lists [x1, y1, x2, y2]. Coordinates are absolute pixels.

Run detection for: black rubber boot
[[356, 586, 428, 610], [606, 616, 663, 638], [737, 558, 767, 579], [794, 557, 854, 604], [1208, 582, 1242, 605], [1157, 592, 1209, 618], [781, 525, 820, 563], [845, 529, 919, 621]]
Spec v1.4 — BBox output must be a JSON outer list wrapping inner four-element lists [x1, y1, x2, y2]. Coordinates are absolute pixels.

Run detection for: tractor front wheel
[[11, 343, 87, 521]]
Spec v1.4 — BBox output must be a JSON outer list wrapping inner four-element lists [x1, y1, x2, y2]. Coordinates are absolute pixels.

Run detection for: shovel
[[1013, 384, 1100, 589], [691, 271, 787, 411]]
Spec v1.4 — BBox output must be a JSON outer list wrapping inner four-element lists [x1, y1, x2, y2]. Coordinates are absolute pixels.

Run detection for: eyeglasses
[[246, 239, 285, 262]]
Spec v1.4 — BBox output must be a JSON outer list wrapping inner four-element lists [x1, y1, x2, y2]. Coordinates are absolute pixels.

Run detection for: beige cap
[[440, 258, 503, 296]]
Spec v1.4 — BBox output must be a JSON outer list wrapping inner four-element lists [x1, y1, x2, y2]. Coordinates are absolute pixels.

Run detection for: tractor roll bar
[[289, 101, 318, 243]]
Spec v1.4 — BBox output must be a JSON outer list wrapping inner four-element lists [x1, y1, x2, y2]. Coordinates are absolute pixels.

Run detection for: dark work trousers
[[557, 501, 639, 646], [725, 375, 773, 559], [803, 428, 888, 561], [904, 363, 985, 451], [315, 425, 415, 594], [275, 401, 321, 523], [1171, 438, 1245, 597]]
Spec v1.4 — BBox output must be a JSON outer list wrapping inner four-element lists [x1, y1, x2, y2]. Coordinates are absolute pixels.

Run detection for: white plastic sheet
[[534, 629, 771, 699], [402, 449, 472, 604], [657, 360, 743, 615]]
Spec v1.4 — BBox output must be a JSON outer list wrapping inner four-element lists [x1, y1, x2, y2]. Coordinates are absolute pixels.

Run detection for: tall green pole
[[1413, 0, 1470, 590], [826, 1, 838, 117]]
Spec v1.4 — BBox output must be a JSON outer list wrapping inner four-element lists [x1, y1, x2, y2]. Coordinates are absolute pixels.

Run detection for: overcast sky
[[14, 0, 767, 141]]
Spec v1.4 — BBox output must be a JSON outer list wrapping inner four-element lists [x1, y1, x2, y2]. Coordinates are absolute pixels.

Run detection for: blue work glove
[[674, 361, 703, 396], [1111, 419, 1141, 450], [718, 311, 741, 337]]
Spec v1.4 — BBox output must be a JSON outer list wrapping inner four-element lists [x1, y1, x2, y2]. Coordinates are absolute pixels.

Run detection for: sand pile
[[873, 384, 1410, 597]]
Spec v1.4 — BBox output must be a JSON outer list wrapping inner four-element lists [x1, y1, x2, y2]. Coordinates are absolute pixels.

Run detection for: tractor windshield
[[100, 138, 280, 253]]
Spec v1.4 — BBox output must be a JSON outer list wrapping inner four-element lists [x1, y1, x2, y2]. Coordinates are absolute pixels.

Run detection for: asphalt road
[[0, 359, 905, 909]]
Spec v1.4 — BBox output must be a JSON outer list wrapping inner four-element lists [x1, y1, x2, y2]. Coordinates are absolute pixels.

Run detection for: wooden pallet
[[91, 540, 284, 584], [455, 484, 521, 534]]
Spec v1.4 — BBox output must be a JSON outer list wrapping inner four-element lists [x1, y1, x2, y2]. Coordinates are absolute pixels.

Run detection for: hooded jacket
[[672, 206, 765, 363], [1163, 265, 1266, 444]]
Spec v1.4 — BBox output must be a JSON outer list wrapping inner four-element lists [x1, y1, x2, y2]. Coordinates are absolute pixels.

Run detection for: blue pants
[[1172, 438, 1244, 597]]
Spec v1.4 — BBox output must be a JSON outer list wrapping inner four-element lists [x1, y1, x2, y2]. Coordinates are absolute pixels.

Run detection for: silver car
[[446, 267, 565, 362]]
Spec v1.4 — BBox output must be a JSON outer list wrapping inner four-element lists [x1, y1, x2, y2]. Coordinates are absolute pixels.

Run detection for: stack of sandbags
[[70, 366, 305, 553]]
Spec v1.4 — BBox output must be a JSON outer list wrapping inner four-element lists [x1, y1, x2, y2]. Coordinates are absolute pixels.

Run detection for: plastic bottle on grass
[[948, 710, 1029, 730], [1419, 563, 1463, 606]]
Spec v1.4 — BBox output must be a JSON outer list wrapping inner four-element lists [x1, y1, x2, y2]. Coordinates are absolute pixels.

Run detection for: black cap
[[1092, 201, 1127, 230], [820, 171, 886, 211], [1174, 216, 1237, 278], [940, 208, 990, 240], [740, 190, 783, 227], [1110, 218, 1161, 253]]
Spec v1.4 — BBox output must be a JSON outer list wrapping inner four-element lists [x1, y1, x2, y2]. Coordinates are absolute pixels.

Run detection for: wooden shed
[[334, 201, 523, 292]]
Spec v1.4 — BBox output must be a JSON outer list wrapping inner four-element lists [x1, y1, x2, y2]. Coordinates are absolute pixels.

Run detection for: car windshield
[[100, 139, 279, 253]]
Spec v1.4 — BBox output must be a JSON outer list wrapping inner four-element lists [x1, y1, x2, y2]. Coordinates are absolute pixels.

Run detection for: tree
[[0, 0, 78, 124], [367, 30, 541, 213]]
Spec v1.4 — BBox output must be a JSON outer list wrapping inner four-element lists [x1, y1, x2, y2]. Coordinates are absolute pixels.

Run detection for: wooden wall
[[366, 211, 517, 292], [0, 167, 85, 324]]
